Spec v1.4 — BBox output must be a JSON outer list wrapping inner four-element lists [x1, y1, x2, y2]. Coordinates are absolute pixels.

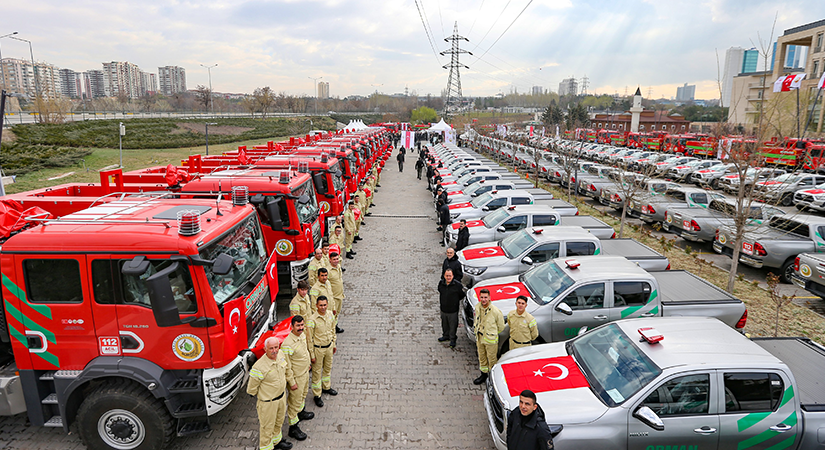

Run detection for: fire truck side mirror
[[122, 255, 151, 275], [250, 194, 265, 205], [212, 253, 234, 276], [267, 200, 284, 231], [145, 262, 185, 328]]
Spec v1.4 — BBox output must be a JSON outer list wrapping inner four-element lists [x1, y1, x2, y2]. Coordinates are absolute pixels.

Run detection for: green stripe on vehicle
[[621, 306, 642, 318], [649, 305, 659, 315], [2, 300, 56, 344], [780, 385, 795, 408], [7, 322, 27, 347], [594, 248, 601, 255], [2, 274, 52, 320], [738, 411, 798, 450], [737, 411, 771, 432], [764, 435, 797, 450], [6, 316, 60, 367]]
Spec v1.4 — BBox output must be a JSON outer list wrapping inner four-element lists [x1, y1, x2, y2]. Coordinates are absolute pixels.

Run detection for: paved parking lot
[[0, 151, 495, 450]]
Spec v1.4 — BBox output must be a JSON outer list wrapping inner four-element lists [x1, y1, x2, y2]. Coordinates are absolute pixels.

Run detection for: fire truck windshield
[[199, 214, 267, 305], [293, 180, 320, 224], [331, 169, 345, 192]]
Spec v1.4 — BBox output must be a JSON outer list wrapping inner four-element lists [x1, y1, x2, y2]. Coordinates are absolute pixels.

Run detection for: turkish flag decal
[[449, 202, 472, 210], [501, 356, 590, 397], [463, 246, 505, 260], [474, 282, 527, 301], [451, 219, 484, 230]]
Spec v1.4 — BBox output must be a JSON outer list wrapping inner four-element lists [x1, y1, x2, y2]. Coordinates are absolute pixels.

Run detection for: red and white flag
[[501, 356, 590, 397], [223, 296, 248, 360], [819, 72, 825, 89], [529, 126, 534, 137], [774, 73, 807, 92], [473, 281, 528, 301], [401, 131, 414, 148]]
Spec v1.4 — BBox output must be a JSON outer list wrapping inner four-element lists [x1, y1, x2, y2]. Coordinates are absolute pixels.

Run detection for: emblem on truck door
[[172, 334, 205, 362], [800, 264, 812, 277]]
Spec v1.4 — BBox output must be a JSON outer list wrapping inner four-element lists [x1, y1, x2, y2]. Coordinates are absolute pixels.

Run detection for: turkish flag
[[448, 202, 472, 210], [266, 254, 278, 300], [462, 246, 506, 260], [451, 219, 484, 230], [447, 190, 464, 196], [501, 356, 590, 397], [329, 243, 341, 255], [238, 147, 249, 165], [223, 296, 248, 360], [474, 282, 528, 301], [354, 208, 362, 221], [789, 73, 807, 89], [819, 72, 825, 89]]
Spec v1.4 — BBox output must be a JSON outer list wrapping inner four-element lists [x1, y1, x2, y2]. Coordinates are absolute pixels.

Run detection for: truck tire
[[780, 259, 796, 284], [711, 178, 720, 190], [77, 379, 175, 450], [780, 193, 793, 207]]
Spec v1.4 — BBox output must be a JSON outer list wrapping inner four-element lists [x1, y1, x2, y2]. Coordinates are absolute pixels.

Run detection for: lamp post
[[9, 36, 39, 123], [205, 122, 217, 155], [118, 122, 125, 168], [308, 76, 323, 115], [200, 63, 217, 115], [0, 32, 18, 95]]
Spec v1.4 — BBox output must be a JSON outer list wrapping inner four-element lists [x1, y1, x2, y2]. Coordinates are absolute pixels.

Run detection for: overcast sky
[[3, 0, 824, 101]]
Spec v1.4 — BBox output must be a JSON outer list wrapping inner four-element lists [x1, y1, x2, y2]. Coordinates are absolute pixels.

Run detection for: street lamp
[[308, 76, 323, 115], [9, 36, 40, 123], [205, 122, 217, 155], [0, 32, 18, 93], [200, 63, 217, 114]]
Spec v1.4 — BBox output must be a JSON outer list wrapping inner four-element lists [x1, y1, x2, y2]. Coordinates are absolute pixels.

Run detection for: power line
[[467, 0, 486, 35], [437, 0, 446, 38], [470, 0, 512, 51], [472, 0, 534, 65], [418, 0, 440, 42], [414, 0, 441, 63]]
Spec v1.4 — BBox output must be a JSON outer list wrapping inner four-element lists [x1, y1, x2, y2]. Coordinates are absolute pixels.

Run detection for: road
[[0, 111, 373, 126]]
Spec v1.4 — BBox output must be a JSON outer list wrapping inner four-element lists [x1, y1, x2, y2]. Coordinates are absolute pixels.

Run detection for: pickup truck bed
[[562, 216, 614, 239], [753, 338, 825, 410], [601, 239, 669, 271], [651, 270, 740, 305], [534, 198, 578, 216]]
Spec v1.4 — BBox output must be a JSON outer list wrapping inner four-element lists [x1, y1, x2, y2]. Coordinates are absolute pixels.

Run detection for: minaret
[[630, 87, 643, 133]]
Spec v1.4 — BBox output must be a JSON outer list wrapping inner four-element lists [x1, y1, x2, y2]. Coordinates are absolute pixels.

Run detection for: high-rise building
[[771, 42, 808, 70], [558, 78, 578, 96], [138, 71, 157, 96], [317, 81, 329, 99], [59, 69, 82, 98], [675, 83, 696, 102], [741, 48, 759, 73], [531, 85, 543, 96], [0, 58, 60, 98], [102, 61, 142, 98], [83, 70, 106, 99], [158, 66, 186, 96], [721, 47, 745, 107]]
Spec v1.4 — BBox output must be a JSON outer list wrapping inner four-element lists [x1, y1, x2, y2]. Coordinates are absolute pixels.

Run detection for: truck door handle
[[641, 313, 656, 317], [770, 424, 793, 432], [593, 315, 608, 320], [693, 426, 717, 434], [27, 335, 43, 349]]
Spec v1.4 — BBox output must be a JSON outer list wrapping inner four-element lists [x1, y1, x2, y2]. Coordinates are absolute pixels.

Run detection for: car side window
[[691, 193, 708, 204], [562, 283, 605, 310], [500, 185, 513, 190], [533, 214, 558, 226], [641, 374, 710, 416], [511, 197, 532, 205], [24, 259, 84, 304], [502, 215, 528, 231], [528, 243, 560, 263], [118, 259, 197, 314], [723, 373, 783, 413], [487, 198, 507, 209], [613, 281, 652, 307], [565, 241, 597, 257], [799, 177, 814, 186]]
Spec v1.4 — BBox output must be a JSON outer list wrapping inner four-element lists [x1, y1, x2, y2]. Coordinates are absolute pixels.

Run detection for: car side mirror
[[250, 193, 265, 205], [145, 262, 184, 327], [212, 253, 234, 276], [577, 326, 588, 336], [497, 226, 506, 233], [521, 256, 534, 265], [634, 406, 665, 431], [555, 302, 573, 316], [482, 206, 490, 211]]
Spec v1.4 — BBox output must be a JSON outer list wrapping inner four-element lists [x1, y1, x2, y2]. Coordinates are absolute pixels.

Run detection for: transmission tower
[[580, 75, 589, 95], [647, 86, 653, 98], [440, 22, 472, 116]]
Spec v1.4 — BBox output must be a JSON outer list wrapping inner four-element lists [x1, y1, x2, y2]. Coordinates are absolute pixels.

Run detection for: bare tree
[[194, 85, 212, 110], [253, 86, 276, 118]]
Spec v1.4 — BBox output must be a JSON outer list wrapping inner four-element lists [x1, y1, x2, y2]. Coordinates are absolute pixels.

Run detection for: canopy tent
[[343, 119, 369, 131], [426, 119, 451, 133]]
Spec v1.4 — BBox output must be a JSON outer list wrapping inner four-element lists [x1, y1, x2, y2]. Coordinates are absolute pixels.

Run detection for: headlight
[[463, 265, 487, 275]]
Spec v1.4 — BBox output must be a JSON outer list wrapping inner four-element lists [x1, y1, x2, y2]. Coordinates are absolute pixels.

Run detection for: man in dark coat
[[437, 269, 465, 348], [396, 151, 405, 172], [507, 390, 554, 450], [455, 219, 470, 251], [441, 247, 463, 282], [415, 159, 425, 180], [426, 164, 435, 190]]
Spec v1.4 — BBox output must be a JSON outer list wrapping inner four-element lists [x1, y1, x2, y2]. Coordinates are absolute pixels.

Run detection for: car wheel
[[781, 193, 793, 207], [711, 179, 720, 189], [780, 259, 795, 284]]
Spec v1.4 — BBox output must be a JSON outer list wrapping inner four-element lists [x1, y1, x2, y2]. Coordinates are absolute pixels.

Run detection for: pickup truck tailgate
[[651, 270, 746, 328], [534, 198, 578, 216], [753, 338, 825, 409], [600, 239, 669, 271], [523, 188, 556, 201], [561, 216, 614, 239]]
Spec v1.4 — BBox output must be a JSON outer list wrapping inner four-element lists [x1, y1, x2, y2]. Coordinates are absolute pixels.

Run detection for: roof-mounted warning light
[[565, 259, 580, 269], [279, 171, 290, 184], [507, 205, 517, 210], [177, 210, 201, 236], [532, 228, 543, 234], [232, 186, 249, 206], [638, 327, 664, 344]]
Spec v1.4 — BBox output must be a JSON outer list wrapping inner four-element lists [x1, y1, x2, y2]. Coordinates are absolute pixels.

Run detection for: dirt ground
[[172, 122, 253, 135], [0, 129, 16, 142]]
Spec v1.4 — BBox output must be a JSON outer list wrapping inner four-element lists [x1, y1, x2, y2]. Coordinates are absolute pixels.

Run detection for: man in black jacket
[[455, 219, 470, 251], [396, 151, 405, 172], [441, 247, 463, 282], [437, 269, 464, 348], [415, 158, 425, 180], [507, 390, 554, 450]]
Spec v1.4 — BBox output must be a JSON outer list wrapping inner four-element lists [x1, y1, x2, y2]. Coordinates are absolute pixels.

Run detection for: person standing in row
[[326, 252, 346, 334], [282, 315, 314, 441], [473, 288, 505, 385], [455, 219, 470, 251], [290, 281, 312, 318], [310, 268, 334, 314], [307, 249, 327, 287], [507, 296, 538, 350], [442, 247, 463, 282], [343, 202, 357, 259], [247, 337, 292, 450], [437, 269, 465, 348], [307, 296, 338, 407], [507, 390, 554, 450]]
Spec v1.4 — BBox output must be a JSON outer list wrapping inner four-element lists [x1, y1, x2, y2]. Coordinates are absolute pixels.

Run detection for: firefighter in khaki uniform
[[507, 296, 538, 350], [309, 268, 334, 314], [473, 288, 505, 386], [326, 252, 345, 334], [282, 315, 314, 441], [289, 281, 312, 317], [307, 249, 327, 287], [247, 337, 292, 450], [328, 225, 345, 250], [307, 296, 338, 407], [343, 202, 357, 259]]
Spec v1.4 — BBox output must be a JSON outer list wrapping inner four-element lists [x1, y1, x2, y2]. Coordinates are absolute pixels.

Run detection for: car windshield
[[522, 260, 575, 306], [501, 230, 537, 259], [770, 173, 802, 183], [567, 324, 662, 407], [293, 179, 319, 224], [200, 213, 268, 305], [471, 192, 493, 208], [465, 182, 484, 195], [482, 208, 510, 228]]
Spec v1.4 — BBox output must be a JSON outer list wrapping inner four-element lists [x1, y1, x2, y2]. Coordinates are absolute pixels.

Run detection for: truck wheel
[[711, 179, 720, 190], [781, 194, 793, 207], [780, 259, 795, 284], [77, 380, 175, 450]]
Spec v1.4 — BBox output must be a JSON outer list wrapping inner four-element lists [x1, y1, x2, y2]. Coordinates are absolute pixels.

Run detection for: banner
[[774, 73, 807, 92], [819, 72, 825, 89], [401, 131, 414, 148]]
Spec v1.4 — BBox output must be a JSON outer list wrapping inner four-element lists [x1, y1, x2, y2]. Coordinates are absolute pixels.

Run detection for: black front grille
[[488, 382, 505, 434], [464, 299, 474, 329], [799, 194, 815, 203]]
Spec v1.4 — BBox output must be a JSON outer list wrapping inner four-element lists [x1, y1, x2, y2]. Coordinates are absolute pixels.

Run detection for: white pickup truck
[[485, 316, 825, 450]]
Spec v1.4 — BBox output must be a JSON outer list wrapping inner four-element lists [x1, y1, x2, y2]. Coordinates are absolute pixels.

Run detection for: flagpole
[[797, 87, 801, 139]]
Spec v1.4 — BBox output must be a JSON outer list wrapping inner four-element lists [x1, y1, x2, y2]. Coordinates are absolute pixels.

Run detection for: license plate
[[742, 242, 753, 255]]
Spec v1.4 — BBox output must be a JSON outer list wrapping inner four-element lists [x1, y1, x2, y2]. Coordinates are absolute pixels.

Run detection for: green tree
[[541, 100, 564, 126], [565, 103, 589, 130], [410, 106, 438, 124]]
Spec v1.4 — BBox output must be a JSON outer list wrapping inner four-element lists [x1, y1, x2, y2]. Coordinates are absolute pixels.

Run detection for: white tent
[[426, 119, 451, 132], [344, 120, 369, 131]]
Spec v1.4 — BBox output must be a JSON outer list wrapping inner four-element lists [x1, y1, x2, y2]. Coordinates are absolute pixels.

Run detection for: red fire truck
[[0, 196, 277, 449], [759, 138, 825, 169]]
